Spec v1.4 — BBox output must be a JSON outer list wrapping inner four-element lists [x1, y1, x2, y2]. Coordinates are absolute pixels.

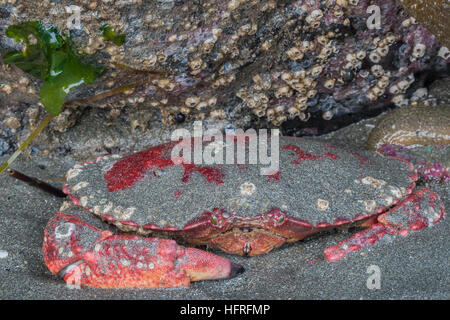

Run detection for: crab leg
[[43, 205, 244, 288], [324, 188, 445, 262]]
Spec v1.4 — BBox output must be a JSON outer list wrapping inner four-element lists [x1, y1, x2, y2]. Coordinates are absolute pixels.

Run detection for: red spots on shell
[[104, 141, 224, 192], [181, 164, 224, 185], [325, 145, 371, 166], [283, 144, 337, 164], [409, 172, 419, 182], [409, 218, 428, 231], [266, 171, 281, 182], [399, 229, 410, 237], [306, 259, 318, 265], [105, 143, 175, 192], [237, 164, 249, 170], [324, 152, 338, 160], [174, 190, 183, 200]]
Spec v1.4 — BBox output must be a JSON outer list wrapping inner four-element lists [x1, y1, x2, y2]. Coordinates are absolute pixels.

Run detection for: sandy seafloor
[[0, 111, 448, 300]]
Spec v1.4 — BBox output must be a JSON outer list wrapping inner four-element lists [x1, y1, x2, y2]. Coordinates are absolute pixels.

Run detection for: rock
[[366, 104, 450, 151], [0, 138, 9, 156], [397, 0, 450, 48], [0, 0, 449, 158]]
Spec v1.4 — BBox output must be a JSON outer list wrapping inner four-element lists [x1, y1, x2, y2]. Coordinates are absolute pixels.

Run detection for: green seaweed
[[100, 24, 126, 46], [2, 20, 103, 115]]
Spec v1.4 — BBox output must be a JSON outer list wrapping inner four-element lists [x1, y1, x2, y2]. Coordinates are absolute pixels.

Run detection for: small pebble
[[0, 250, 8, 259]]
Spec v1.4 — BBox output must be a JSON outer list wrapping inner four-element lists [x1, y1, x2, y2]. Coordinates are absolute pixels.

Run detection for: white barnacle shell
[[240, 182, 256, 196], [122, 207, 137, 220], [369, 51, 381, 63], [438, 46, 450, 60], [389, 84, 400, 95], [93, 206, 103, 215], [412, 43, 426, 58], [59, 201, 71, 211], [371, 86, 385, 97], [286, 47, 304, 61], [358, 200, 377, 212], [55, 222, 76, 239], [66, 168, 82, 181], [384, 196, 394, 206], [72, 181, 89, 192], [113, 206, 125, 219], [397, 80, 410, 92], [361, 176, 386, 189], [310, 9, 323, 20], [371, 65, 384, 77], [316, 199, 329, 211], [356, 50, 366, 60], [79, 196, 89, 207], [387, 185, 402, 198], [103, 202, 114, 213], [324, 79, 335, 89], [185, 96, 200, 108], [391, 94, 406, 106]]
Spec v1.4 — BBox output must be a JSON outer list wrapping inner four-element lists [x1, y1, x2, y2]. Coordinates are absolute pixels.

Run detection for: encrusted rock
[[366, 104, 450, 151], [0, 0, 449, 154]]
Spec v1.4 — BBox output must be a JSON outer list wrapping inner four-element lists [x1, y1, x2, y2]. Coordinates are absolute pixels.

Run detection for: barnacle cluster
[[0, 0, 448, 133]]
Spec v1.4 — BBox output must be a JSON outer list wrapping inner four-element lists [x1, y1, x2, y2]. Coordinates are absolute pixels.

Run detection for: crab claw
[[324, 188, 446, 262], [176, 247, 244, 282], [43, 205, 244, 288]]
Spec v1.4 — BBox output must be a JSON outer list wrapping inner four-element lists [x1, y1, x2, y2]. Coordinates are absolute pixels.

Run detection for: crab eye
[[275, 216, 285, 224]]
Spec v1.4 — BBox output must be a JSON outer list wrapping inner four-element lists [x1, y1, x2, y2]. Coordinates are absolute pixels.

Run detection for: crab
[[43, 135, 446, 288]]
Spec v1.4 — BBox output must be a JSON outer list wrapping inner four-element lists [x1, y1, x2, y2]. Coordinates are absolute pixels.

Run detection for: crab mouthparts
[[209, 227, 287, 256]]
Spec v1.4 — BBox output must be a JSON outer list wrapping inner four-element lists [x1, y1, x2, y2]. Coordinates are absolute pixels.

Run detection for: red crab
[[43, 135, 446, 288]]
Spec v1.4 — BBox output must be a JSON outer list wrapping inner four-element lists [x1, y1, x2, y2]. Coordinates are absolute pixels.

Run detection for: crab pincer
[[43, 205, 244, 288]]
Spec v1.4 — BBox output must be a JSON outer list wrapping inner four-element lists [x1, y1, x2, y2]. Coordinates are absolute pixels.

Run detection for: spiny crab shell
[[60, 135, 435, 256]]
